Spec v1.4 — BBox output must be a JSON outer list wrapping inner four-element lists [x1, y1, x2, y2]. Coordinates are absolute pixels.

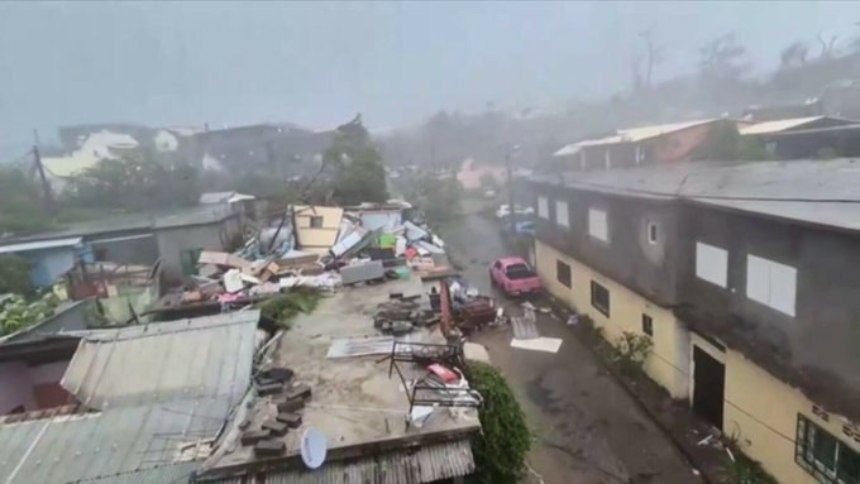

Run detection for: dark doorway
[[693, 346, 725, 430]]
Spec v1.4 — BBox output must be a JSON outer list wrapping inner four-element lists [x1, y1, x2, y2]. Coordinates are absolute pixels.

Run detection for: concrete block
[[340, 260, 385, 285]]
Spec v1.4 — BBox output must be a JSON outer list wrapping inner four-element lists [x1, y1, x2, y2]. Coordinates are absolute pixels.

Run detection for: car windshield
[[505, 263, 535, 279]]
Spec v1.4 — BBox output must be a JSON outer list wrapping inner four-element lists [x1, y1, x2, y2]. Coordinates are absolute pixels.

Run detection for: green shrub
[[467, 361, 531, 483], [611, 331, 653, 375], [258, 288, 322, 329]]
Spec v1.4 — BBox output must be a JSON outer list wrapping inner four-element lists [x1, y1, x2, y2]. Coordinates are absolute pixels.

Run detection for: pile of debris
[[373, 294, 440, 335], [157, 202, 454, 315]]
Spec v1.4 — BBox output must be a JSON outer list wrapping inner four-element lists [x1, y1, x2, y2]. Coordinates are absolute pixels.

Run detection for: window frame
[[588, 208, 609, 242], [796, 414, 860, 484], [746, 253, 797, 317], [642, 313, 653, 337], [590, 280, 610, 317], [695, 241, 728, 288], [556, 260, 571, 288], [555, 200, 570, 229], [537, 196, 549, 219], [309, 215, 324, 228], [647, 222, 658, 245]]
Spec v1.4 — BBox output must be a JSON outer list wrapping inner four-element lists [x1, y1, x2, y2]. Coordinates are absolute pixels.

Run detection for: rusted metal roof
[[201, 439, 475, 484], [61, 311, 259, 409]]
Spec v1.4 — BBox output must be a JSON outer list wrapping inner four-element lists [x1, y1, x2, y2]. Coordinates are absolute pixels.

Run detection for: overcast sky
[[1, 1, 859, 153]]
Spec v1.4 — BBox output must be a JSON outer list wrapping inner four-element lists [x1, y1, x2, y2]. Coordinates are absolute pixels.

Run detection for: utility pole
[[506, 144, 520, 234], [32, 129, 55, 214]]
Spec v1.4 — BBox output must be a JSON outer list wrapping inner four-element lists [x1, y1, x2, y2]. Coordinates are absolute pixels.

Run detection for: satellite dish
[[300, 428, 327, 469]]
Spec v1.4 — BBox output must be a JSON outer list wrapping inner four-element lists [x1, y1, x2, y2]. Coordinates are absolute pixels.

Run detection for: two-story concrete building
[[530, 159, 860, 484]]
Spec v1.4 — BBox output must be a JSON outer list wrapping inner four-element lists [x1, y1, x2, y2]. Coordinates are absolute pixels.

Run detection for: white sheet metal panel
[[0, 237, 82, 254], [745, 254, 770, 306], [695, 242, 728, 288], [587, 208, 608, 242], [746, 254, 797, 316], [61, 311, 259, 409], [537, 196, 549, 219], [555, 200, 570, 228]]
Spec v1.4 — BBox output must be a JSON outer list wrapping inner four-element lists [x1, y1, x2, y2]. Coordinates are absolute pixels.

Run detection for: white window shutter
[[696, 242, 728, 288]]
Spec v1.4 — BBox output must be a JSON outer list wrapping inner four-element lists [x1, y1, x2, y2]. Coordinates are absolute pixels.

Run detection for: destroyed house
[[0, 311, 261, 484], [1, 204, 243, 285], [530, 158, 860, 484]]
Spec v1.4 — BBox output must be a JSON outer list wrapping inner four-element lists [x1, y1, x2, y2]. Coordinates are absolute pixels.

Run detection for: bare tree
[[816, 33, 839, 59], [780, 41, 808, 68], [639, 29, 665, 88], [699, 32, 751, 83]]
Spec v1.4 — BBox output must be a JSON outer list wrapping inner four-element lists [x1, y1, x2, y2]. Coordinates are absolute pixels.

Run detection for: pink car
[[489, 257, 543, 296]]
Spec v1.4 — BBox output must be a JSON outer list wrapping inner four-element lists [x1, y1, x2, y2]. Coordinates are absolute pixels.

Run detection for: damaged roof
[[0, 397, 230, 484], [536, 158, 860, 232], [554, 119, 720, 155], [61, 311, 260, 409], [0, 311, 261, 484]]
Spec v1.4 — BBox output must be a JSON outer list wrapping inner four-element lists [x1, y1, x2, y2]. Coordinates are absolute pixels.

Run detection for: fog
[[1, 1, 859, 152]]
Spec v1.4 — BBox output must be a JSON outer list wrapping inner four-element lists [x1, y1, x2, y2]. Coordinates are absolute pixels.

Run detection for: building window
[[556, 260, 571, 288], [746, 254, 797, 316], [537, 196, 549, 219], [555, 201, 570, 228], [590, 281, 610, 316], [309, 216, 324, 228], [796, 414, 860, 483], [647, 222, 658, 244], [695, 241, 728, 288], [642, 314, 653, 336], [588, 208, 609, 242]]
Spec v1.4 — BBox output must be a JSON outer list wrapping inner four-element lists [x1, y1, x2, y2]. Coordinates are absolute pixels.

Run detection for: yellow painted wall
[[690, 319, 860, 483], [294, 205, 344, 249], [535, 238, 860, 483], [725, 349, 859, 483], [535, 240, 689, 398]]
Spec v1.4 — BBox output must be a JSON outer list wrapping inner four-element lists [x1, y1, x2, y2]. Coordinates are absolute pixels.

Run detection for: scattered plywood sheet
[[510, 337, 563, 353]]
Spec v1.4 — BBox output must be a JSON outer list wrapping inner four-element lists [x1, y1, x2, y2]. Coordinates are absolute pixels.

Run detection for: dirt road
[[441, 209, 699, 484]]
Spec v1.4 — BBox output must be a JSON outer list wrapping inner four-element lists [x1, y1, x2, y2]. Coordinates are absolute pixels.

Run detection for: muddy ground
[[441, 207, 701, 484]]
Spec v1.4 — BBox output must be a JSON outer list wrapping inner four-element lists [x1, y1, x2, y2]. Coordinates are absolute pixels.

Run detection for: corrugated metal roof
[[61, 311, 259, 409], [201, 439, 475, 484], [0, 397, 229, 484], [554, 119, 718, 155], [739, 115, 827, 135], [617, 119, 717, 142], [0, 236, 82, 254]]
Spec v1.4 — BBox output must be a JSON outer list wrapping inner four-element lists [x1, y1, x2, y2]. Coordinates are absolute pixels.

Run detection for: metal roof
[[0, 236, 82, 254], [737, 115, 852, 135], [536, 158, 860, 231], [201, 439, 475, 484], [61, 311, 259, 409], [554, 119, 718, 155], [0, 397, 230, 484]]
